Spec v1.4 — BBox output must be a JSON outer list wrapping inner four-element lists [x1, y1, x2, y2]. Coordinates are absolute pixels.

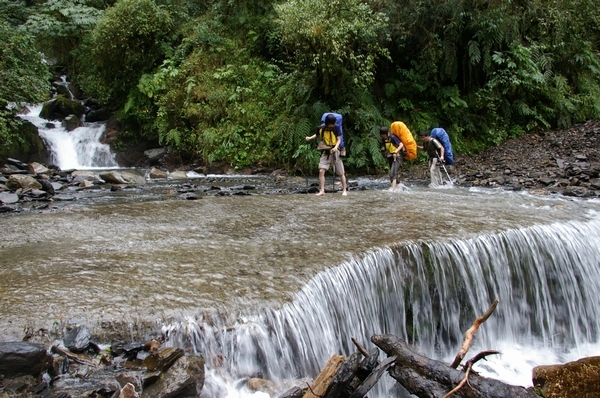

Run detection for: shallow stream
[[1, 180, 599, 396]]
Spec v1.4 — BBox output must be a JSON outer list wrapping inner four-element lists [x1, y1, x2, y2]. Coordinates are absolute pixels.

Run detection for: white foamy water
[[19, 104, 118, 169]]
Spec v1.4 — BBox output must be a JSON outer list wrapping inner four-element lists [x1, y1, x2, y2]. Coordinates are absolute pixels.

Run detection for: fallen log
[[324, 347, 379, 398], [372, 334, 538, 398], [450, 299, 499, 368]]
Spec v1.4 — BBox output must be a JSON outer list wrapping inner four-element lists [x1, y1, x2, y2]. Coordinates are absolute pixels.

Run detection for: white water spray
[[19, 104, 118, 170]]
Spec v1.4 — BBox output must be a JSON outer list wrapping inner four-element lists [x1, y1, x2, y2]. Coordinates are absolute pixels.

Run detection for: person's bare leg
[[341, 174, 348, 196], [391, 179, 397, 190], [316, 169, 326, 196]]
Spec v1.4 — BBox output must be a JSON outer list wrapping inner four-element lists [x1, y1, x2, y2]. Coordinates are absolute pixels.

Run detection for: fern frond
[[468, 40, 481, 65]]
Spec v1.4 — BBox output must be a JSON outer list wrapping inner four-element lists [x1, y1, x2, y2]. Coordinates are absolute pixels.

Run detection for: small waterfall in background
[[162, 214, 600, 397], [19, 103, 118, 170]]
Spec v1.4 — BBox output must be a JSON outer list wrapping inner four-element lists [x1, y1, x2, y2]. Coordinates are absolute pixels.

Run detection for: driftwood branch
[[351, 337, 370, 358], [51, 345, 98, 367], [450, 299, 499, 369], [444, 350, 500, 398], [303, 354, 345, 398]]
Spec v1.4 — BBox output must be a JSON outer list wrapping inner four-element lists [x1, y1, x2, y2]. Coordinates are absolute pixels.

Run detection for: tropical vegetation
[[1, 0, 599, 173]]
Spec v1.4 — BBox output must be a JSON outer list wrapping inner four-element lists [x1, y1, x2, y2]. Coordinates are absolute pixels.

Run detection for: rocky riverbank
[[451, 120, 600, 197]]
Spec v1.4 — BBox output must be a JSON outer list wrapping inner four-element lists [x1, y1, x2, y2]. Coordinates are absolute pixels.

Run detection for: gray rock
[[116, 371, 144, 392], [0, 192, 19, 204], [6, 175, 42, 190], [148, 167, 168, 179], [0, 342, 51, 377], [28, 162, 50, 175], [6, 158, 28, 169], [53, 194, 76, 201], [168, 170, 188, 180], [144, 148, 167, 161], [52, 369, 121, 397], [63, 325, 91, 352], [63, 114, 83, 131], [100, 170, 146, 185], [179, 193, 200, 200], [141, 354, 204, 398]]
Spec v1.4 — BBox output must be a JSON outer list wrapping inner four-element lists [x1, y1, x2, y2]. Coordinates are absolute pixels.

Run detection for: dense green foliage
[[2, 0, 600, 171], [0, 20, 51, 158]]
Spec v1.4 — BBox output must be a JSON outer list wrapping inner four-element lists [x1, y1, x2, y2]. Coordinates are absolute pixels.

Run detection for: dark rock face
[[0, 342, 51, 377], [63, 325, 91, 353]]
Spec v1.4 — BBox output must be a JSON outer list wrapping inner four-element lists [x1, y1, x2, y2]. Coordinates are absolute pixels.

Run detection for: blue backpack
[[430, 128, 454, 165], [320, 112, 345, 155]]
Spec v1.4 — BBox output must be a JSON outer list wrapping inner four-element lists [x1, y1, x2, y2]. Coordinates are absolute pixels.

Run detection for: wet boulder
[[100, 170, 146, 185], [38, 179, 56, 195], [533, 356, 600, 398], [0, 192, 19, 204], [72, 170, 102, 184], [0, 342, 51, 377], [6, 158, 28, 170], [144, 148, 167, 164], [85, 108, 112, 122], [63, 114, 83, 131], [168, 170, 188, 179], [51, 368, 121, 397], [39, 97, 86, 120], [148, 167, 168, 179], [28, 162, 50, 175], [142, 347, 184, 372], [6, 174, 42, 190], [63, 325, 91, 352], [141, 354, 205, 398], [119, 382, 140, 398]]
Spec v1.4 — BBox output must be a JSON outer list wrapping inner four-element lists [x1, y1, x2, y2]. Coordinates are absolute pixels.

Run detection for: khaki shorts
[[319, 152, 345, 176]]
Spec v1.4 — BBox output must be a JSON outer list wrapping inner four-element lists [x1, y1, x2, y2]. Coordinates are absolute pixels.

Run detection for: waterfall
[[19, 104, 118, 170], [162, 215, 600, 397]]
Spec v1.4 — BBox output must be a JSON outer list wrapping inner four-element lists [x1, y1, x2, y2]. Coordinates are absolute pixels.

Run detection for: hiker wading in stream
[[306, 113, 348, 196], [418, 130, 445, 187]]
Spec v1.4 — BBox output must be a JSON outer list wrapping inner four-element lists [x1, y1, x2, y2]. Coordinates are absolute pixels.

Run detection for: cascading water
[[163, 213, 600, 397], [19, 104, 118, 170]]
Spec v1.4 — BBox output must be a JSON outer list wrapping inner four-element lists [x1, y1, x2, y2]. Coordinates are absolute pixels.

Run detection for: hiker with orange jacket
[[379, 121, 417, 190]]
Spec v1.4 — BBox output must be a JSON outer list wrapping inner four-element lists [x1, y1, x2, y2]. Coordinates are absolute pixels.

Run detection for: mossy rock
[[39, 96, 85, 120]]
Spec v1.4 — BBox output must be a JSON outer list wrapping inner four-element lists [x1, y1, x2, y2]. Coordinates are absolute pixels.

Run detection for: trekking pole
[[331, 151, 336, 193], [437, 153, 452, 184]]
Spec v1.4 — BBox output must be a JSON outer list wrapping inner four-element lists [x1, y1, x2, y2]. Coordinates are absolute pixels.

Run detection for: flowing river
[[1, 179, 600, 397]]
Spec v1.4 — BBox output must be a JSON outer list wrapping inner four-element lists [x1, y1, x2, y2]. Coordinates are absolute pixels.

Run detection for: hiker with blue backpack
[[418, 130, 447, 187], [428, 128, 454, 166], [305, 113, 348, 196]]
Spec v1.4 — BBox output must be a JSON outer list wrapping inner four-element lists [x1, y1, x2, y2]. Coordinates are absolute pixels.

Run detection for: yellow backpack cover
[[391, 121, 417, 160]]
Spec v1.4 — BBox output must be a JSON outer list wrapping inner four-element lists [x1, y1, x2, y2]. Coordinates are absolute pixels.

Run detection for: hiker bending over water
[[380, 126, 405, 190], [418, 130, 445, 187], [306, 113, 348, 196], [380, 122, 418, 190]]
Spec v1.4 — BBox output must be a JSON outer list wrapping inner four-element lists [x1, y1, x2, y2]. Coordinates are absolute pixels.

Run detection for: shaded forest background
[[1, 0, 599, 173]]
